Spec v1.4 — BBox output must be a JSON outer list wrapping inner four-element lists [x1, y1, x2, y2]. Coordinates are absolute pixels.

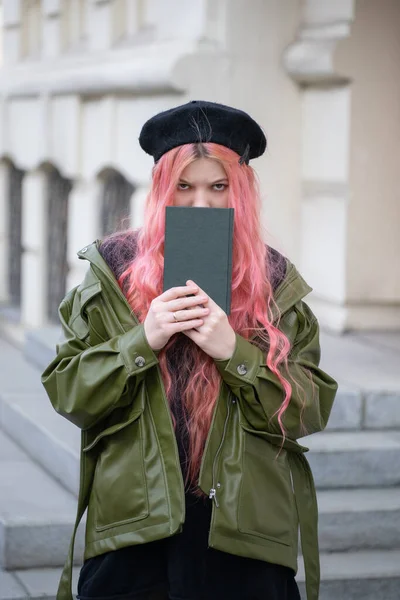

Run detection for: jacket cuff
[[213, 332, 263, 387], [119, 323, 160, 375]]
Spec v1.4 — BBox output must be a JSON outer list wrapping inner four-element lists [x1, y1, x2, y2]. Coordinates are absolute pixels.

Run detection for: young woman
[[42, 100, 338, 600]]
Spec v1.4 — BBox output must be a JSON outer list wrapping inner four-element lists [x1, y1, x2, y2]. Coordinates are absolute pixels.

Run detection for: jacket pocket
[[85, 304, 110, 345], [89, 413, 149, 531], [237, 426, 296, 546], [80, 282, 112, 345]]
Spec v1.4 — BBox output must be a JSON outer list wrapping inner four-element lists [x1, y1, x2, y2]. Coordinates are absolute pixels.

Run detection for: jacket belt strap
[[56, 493, 87, 599], [289, 452, 320, 600], [57, 435, 90, 600]]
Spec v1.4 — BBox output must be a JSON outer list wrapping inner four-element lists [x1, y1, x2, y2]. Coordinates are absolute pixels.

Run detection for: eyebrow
[[179, 178, 229, 184]]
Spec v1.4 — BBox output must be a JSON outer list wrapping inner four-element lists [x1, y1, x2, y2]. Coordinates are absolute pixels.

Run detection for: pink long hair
[[113, 143, 293, 490]]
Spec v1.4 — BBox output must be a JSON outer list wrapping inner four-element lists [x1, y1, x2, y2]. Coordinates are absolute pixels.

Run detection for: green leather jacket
[[41, 241, 338, 600]]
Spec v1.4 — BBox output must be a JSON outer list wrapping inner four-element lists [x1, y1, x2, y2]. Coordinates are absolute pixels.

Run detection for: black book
[[163, 207, 234, 315]]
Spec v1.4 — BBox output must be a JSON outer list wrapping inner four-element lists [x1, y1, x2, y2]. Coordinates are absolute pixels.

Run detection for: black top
[[76, 235, 299, 600]]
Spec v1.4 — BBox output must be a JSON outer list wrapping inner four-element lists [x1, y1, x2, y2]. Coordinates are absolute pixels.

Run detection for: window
[[8, 163, 24, 308], [21, 0, 42, 59], [62, 0, 87, 50], [101, 169, 134, 237], [0, 1, 3, 66], [113, 0, 148, 43], [46, 167, 72, 324]]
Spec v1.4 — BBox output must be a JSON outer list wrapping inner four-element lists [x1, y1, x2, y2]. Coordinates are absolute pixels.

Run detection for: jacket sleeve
[[214, 301, 338, 440], [41, 288, 160, 431]]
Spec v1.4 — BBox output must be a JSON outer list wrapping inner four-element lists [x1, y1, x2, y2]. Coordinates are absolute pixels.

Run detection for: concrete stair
[[303, 430, 400, 488], [0, 566, 80, 600], [317, 487, 400, 552], [0, 328, 399, 598], [0, 337, 83, 598], [0, 430, 84, 571], [0, 391, 80, 497], [296, 550, 400, 600]]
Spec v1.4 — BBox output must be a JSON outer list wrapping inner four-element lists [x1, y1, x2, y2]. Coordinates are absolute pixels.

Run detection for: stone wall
[[0, 0, 398, 332]]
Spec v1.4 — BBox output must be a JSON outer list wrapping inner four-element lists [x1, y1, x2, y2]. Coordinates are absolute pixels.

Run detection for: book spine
[[226, 208, 234, 315]]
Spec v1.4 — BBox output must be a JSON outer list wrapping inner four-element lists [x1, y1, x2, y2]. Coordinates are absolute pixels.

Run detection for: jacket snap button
[[81, 247, 88, 253], [237, 363, 247, 375], [135, 356, 146, 367]]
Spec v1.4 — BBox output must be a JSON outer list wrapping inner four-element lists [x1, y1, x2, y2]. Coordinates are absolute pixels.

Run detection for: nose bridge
[[193, 185, 209, 207]]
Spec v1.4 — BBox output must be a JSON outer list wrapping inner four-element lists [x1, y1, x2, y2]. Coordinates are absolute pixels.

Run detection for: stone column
[[42, 0, 63, 59], [0, 161, 10, 302], [2, 0, 23, 64], [21, 169, 48, 328], [334, 0, 400, 330], [66, 178, 102, 292], [88, 0, 115, 51], [299, 86, 352, 331], [130, 185, 148, 229], [283, 0, 356, 332], [284, 0, 400, 331]]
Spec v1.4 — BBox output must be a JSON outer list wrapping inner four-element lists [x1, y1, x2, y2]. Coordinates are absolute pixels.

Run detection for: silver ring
[[173, 312, 179, 322]]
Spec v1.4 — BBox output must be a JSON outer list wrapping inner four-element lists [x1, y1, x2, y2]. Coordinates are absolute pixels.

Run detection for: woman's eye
[[177, 183, 190, 190], [213, 184, 227, 191]]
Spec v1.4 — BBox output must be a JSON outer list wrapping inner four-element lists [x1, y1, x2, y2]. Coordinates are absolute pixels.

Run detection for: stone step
[[0, 335, 79, 495], [319, 331, 400, 387], [24, 327, 400, 432], [0, 566, 80, 600], [0, 391, 80, 498], [296, 550, 400, 600], [2, 552, 399, 600], [0, 429, 84, 570], [24, 327, 62, 374], [3, 391, 400, 503], [317, 487, 400, 551], [325, 385, 400, 431], [302, 430, 400, 488], [0, 337, 80, 497]]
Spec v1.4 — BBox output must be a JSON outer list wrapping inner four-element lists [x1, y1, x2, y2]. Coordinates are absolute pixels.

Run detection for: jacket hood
[[272, 259, 312, 317]]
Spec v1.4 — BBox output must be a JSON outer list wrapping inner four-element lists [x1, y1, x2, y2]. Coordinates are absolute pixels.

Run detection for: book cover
[[163, 206, 234, 315]]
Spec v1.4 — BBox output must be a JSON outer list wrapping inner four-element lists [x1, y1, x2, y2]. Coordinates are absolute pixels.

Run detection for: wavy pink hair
[[117, 143, 293, 490]]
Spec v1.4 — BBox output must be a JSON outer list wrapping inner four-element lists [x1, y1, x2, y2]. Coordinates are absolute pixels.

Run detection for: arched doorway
[[8, 163, 25, 308], [46, 166, 72, 323], [100, 168, 134, 237]]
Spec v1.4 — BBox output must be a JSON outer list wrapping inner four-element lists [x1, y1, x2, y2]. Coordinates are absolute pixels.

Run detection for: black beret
[[138, 100, 267, 164]]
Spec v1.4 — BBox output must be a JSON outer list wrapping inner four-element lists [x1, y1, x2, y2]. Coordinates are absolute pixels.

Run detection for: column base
[[308, 294, 400, 333]]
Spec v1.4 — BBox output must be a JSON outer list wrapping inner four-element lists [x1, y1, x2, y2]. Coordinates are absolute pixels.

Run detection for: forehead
[[180, 158, 227, 182]]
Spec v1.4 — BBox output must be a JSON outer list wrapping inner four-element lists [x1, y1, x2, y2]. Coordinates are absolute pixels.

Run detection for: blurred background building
[[0, 0, 399, 337], [0, 3, 400, 598]]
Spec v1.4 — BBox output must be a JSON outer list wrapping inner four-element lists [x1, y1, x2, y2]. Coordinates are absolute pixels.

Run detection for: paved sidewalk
[[0, 565, 80, 599], [319, 331, 400, 392]]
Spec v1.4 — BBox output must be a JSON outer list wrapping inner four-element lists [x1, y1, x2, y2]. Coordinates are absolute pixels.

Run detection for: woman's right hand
[[143, 284, 210, 352]]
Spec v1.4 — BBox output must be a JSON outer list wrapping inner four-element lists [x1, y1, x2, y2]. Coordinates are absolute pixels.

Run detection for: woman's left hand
[[182, 280, 236, 361]]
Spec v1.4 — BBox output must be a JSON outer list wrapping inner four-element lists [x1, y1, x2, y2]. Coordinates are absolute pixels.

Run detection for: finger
[[185, 280, 212, 309], [187, 282, 226, 317], [167, 309, 208, 327], [166, 295, 209, 312], [160, 285, 199, 302], [182, 327, 201, 341], [174, 319, 204, 332]]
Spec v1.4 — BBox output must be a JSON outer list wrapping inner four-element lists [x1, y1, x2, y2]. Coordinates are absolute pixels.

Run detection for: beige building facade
[[0, 0, 398, 334]]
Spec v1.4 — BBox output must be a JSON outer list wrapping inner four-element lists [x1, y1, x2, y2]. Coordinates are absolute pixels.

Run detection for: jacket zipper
[[209, 393, 233, 507]]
